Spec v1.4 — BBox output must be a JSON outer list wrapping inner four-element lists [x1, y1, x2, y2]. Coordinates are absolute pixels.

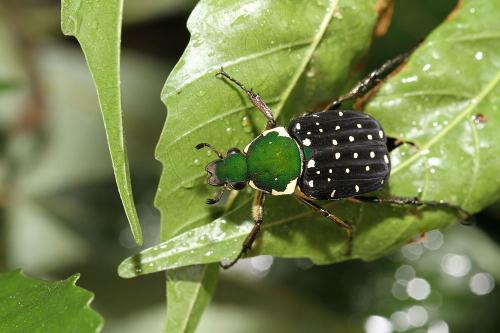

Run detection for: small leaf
[[120, 0, 500, 276], [60, 0, 142, 245], [0, 270, 102, 333]]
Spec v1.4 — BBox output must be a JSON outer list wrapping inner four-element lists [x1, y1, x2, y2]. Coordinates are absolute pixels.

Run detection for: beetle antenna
[[196, 143, 224, 159], [206, 186, 227, 205]]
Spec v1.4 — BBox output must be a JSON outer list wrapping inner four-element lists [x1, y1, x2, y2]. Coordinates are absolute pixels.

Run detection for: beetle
[[197, 54, 468, 269]]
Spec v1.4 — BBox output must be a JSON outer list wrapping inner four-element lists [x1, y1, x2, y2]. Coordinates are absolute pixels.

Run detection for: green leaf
[[120, 0, 500, 277], [165, 265, 219, 333], [0, 270, 102, 333], [60, 0, 142, 245], [152, 1, 381, 332]]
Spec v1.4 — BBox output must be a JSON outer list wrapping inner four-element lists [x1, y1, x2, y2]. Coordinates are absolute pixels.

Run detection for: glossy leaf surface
[[0, 270, 102, 333], [154, 0, 380, 332], [61, 0, 142, 245], [121, 0, 500, 278]]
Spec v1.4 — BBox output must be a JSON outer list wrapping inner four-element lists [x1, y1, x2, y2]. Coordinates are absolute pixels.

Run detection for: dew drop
[[474, 51, 484, 61], [193, 159, 201, 166], [241, 116, 252, 133], [182, 180, 195, 189]]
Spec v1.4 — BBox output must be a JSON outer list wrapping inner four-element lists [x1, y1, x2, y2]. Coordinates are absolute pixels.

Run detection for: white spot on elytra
[[367, 134, 373, 140], [329, 169, 332, 174], [365, 165, 370, 171], [335, 152, 341, 159], [335, 125, 340, 130], [355, 185, 359, 192], [339, 111, 344, 116], [384, 154, 389, 164], [370, 151, 375, 158], [353, 152, 358, 158], [349, 136, 354, 142], [381, 179, 384, 184], [357, 123, 362, 128], [319, 128, 323, 133], [308, 180, 314, 187], [307, 159, 316, 168], [307, 131, 311, 135], [315, 122, 320, 126], [332, 139, 338, 145], [303, 138, 311, 146], [295, 123, 301, 130], [316, 170, 320, 174], [327, 178, 331, 182], [345, 168, 350, 174], [330, 189, 336, 197], [379, 130, 383, 138]]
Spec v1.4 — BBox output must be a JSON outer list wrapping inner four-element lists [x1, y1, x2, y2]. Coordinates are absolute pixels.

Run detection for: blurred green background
[[0, 1, 499, 332]]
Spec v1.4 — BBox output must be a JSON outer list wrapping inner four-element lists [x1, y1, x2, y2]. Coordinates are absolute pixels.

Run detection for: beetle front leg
[[216, 68, 276, 129], [322, 52, 410, 111], [220, 190, 266, 269]]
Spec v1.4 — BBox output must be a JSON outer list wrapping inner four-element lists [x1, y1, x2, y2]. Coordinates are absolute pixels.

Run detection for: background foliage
[[0, 0, 499, 333]]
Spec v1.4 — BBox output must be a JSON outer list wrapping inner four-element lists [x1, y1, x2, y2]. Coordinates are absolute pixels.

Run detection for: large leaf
[[153, 0, 381, 332], [0, 270, 102, 333], [120, 0, 500, 277], [60, 0, 142, 245]]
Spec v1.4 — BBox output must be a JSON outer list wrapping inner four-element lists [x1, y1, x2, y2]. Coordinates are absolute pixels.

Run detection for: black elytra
[[288, 110, 390, 199]]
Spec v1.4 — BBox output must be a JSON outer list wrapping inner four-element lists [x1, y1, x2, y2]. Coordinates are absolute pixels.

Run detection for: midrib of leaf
[[167, 265, 208, 333], [136, 203, 348, 267], [391, 69, 500, 176], [273, 0, 339, 119]]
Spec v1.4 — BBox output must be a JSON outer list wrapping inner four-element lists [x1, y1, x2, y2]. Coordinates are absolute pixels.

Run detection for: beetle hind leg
[[349, 195, 471, 223], [295, 196, 353, 256]]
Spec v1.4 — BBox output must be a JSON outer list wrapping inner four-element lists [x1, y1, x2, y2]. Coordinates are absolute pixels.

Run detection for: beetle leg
[[216, 68, 276, 129], [206, 185, 228, 205], [220, 191, 266, 269], [322, 52, 410, 111], [294, 196, 353, 256], [349, 196, 471, 223]]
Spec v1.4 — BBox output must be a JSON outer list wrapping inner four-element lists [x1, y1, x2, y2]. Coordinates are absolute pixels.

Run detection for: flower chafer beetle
[[197, 54, 469, 269]]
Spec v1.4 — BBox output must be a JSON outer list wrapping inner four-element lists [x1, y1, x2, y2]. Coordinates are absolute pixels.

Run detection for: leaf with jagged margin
[[60, 0, 142, 245], [119, 0, 500, 275], [0, 270, 102, 333]]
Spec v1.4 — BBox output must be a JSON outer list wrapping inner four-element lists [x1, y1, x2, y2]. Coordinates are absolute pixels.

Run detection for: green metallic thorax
[[214, 152, 248, 183], [245, 127, 302, 194]]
